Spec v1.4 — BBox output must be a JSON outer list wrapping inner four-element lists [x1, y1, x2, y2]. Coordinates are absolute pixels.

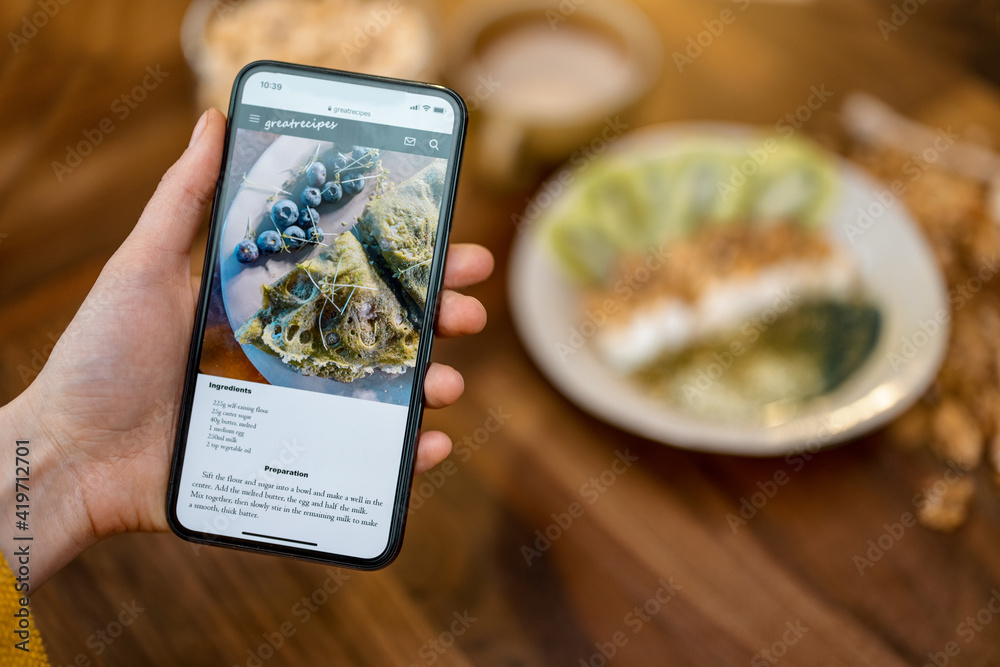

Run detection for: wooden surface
[[2, 0, 1000, 664]]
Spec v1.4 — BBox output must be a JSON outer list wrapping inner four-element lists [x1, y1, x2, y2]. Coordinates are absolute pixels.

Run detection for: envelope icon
[[404, 136, 416, 146]]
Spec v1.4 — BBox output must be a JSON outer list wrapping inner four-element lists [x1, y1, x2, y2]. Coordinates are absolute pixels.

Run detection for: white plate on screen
[[219, 134, 434, 406]]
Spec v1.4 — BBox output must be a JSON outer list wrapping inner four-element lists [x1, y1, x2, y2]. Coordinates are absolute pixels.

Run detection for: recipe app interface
[[174, 66, 460, 560]]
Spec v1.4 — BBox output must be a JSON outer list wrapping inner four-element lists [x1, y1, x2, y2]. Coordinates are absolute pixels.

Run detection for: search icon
[[429, 139, 439, 150]]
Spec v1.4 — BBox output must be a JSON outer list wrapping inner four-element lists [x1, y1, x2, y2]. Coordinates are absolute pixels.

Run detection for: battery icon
[[433, 107, 445, 114]]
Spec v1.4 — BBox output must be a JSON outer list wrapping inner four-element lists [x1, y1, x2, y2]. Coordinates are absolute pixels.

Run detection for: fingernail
[[189, 110, 210, 147]]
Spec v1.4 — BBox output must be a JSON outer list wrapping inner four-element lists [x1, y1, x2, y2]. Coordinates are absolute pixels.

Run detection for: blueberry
[[306, 162, 327, 188], [352, 146, 379, 171], [341, 167, 363, 181], [307, 226, 325, 244], [257, 229, 282, 254], [301, 186, 322, 208], [270, 199, 299, 228], [342, 176, 364, 196], [322, 181, 342, 203], [330, 153, 349, 171], [283, 225, 307, 250], [299, 206, 319, 228], [235, 238, 259, 263]]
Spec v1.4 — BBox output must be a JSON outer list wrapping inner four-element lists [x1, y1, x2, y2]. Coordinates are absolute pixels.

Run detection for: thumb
[[125, 108, 226, 260]]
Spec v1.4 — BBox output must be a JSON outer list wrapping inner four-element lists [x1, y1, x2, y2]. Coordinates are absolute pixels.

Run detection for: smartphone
[[166, 61, 467, 569]]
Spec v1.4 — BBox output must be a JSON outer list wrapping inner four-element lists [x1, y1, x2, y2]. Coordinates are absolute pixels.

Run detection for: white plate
[[508, 123, 949, 455]]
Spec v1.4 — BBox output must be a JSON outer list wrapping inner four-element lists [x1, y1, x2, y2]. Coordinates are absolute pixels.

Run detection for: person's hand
[[0, 108, 493, 588]]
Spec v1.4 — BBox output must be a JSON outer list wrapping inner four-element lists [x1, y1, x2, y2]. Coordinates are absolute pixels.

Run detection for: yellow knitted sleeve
[[0, 550, 48, 666]]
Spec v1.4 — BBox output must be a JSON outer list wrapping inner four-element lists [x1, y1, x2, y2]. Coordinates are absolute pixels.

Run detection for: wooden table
[[2, 0, 1000, 664]]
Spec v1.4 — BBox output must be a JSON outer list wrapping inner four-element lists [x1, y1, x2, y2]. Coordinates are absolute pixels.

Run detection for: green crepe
[[235, 231, 419, 382], [355, 161, 445, 310]]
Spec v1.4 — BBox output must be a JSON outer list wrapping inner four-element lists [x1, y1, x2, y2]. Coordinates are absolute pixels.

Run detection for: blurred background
[[1, 0, 1000, 664]]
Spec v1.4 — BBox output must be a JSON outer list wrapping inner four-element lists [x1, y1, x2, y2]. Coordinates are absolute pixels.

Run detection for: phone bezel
[[165, 60, 468, 570]]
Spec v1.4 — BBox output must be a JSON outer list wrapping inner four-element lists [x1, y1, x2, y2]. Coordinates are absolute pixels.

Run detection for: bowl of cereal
[[182, 0, 437, 111]]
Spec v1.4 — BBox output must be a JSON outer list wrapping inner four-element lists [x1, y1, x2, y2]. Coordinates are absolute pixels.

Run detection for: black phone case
[[165, 60, 468, 569]]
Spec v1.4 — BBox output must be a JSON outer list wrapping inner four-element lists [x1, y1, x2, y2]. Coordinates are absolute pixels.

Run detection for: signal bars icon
[[409, 104, 420, 111]]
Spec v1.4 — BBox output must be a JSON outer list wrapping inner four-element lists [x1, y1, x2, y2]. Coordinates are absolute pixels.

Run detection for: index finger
[[443, 243, 494, 290]]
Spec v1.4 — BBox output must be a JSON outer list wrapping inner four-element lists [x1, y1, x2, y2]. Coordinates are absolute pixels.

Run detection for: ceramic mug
[[444, 0, 662, 187]]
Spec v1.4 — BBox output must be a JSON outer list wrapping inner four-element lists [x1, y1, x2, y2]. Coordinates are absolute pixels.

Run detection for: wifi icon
[[422, 105, 431, 111]]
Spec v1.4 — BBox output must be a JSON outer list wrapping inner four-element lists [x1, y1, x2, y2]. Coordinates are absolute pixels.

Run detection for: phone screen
[[168, 62, 465, 567]]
